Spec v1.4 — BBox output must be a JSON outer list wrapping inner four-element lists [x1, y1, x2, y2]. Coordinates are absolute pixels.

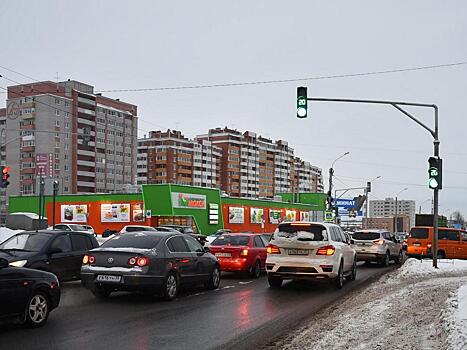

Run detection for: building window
[[55, 120, 60, 127], [55, 109, 60, 116], [55, 153, 60, 159], [55, 98, 60, 104], [65, 122, 69, 129]]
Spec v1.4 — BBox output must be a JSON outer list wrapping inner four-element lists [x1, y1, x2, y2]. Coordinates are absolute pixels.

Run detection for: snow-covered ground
[[269, 258, 467, 350]]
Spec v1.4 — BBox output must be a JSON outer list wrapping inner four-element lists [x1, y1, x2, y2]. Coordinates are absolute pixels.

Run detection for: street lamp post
[[303, 96, 440, 268], [52, 180, 59, 229], [394, 187, 408, 233], [365, 175, 381, 218], [328, 152, 350, 211]]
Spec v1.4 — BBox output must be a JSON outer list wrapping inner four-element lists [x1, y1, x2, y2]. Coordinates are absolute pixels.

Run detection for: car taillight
[[83, 254, 95, 264], [427, 243, 432, 248], [240, 249, 249, 256], [316, 245, 336, 256], [267, 244, 281, 254], [128, 256, 149, 267], [373, 239, 385, 245]]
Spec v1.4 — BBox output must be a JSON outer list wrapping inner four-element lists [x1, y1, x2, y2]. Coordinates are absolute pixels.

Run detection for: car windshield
[[276, 223, 327, 241], [410, 228, 429, 239], [211, 235, 250, 246], [69, 224, 87, 231], [0, 233, 50, 251], [352, 232, 381, 240], [101, 234, 162, 249]]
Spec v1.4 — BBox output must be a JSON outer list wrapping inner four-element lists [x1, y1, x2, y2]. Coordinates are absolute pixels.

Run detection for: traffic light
[[428, 157, 442, 190], [1, 166, 10, 188], [297, 86, 308, 118]]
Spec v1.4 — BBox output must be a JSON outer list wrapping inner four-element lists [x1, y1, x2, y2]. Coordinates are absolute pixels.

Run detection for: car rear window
[[410, 228, 429, 239], [69, 224, 87, 231], [211, 235, 250, 246], [352, 232, 381, 240], [276, 223, 327, 241], [101, 234, 162, 249]]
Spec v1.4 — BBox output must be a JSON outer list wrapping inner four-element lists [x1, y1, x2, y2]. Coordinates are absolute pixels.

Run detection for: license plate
[[413, 243, 421, 247], [215, 252, 231, 258], [96, 275, 121, 283], [288, 249, 309, 255]]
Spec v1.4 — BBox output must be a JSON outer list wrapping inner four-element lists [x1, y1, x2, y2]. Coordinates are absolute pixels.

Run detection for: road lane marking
[[238, 281, 253, 285]]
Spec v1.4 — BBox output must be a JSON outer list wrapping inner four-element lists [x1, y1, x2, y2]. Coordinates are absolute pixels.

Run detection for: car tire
[[395, 250, 403, 265], [205, 265, 221, 290], [162, 271, 179, 301], [250, 260, 261, 279], [348, 258, 357, 281], [92, 287, 112, 299], [381, 251, 390, 267], [268, 275, 283, 288], [25, 291, 50, 328], [335, 262, 344, 289]]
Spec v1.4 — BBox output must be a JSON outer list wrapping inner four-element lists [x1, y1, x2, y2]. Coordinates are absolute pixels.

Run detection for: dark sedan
[[81, 231, 220, 300], [0, 230, 99, 281], [0, 258, 60, 327]]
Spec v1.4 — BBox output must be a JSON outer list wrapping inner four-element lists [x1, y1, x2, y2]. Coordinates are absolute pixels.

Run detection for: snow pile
[[395, 258, 467, 279], [268, 259, 467, 350], [443, 284, 467, 350]]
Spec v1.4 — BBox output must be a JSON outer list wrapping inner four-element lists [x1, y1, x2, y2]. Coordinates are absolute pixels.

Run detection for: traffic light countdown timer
[[428, 157, 442, 190], [297, 86, 308, 118], [1, 166, 10, 188]]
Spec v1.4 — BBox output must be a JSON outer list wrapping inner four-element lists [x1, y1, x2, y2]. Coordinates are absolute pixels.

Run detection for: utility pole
[[52, 180, 58, 229]]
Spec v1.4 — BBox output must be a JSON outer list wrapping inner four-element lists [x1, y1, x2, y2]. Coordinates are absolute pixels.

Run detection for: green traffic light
[[428, 178, 438, 189]]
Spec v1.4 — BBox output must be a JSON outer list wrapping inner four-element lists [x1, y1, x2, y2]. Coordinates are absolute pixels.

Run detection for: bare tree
[[451, 211, 465, 225]]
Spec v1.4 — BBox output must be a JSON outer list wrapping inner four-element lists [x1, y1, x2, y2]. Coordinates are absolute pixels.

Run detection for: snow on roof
[[9, 212, 47, 220]]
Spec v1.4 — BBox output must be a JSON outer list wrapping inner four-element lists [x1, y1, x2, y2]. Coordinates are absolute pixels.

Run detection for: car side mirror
[[0, 258, 8, 269], [49, 247, 62, 255], [203, 246, 210, 253]]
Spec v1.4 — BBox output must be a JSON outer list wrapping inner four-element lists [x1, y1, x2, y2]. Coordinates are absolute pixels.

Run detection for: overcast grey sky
[[1, 1, 467, 215]]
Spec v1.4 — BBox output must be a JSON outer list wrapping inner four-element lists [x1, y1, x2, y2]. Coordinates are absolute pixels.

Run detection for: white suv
[[351, 229, 403, 266], [266, 221, 357, 289]]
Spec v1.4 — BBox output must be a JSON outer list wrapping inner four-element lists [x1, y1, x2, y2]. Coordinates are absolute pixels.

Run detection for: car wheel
[[335, 262, 344, 289], [437, 250, 446, 259], [205, 265, 221, 290], [268, 275, 283, 288], [250, 260, 261, 279], [162, 271, 179, 301], [381, 251, 390, 267], [91, 287, 112, 299], [395, 250, 403, 265], [25, 291, 50, 327], [348, 259, 357, 281]]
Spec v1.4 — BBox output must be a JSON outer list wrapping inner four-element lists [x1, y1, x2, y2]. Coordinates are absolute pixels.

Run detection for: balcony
[[77, 149, 95, 157], [77, 170, 96, 177], [77, 159, 95, 167], [77, 181, 95, 188], [77, 117, 95, 127], [77, 107, 96, 116]]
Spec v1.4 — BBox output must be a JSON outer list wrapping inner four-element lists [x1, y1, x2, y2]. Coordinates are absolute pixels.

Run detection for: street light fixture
[[328, 152, 350, 210]]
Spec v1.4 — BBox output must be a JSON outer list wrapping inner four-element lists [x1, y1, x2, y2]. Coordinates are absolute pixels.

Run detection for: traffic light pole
[[307, 97, 440, 268]]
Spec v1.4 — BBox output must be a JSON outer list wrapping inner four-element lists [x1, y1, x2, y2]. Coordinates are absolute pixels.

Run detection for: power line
[[1, 61, 467, 95], [94, 61, 467, 93]]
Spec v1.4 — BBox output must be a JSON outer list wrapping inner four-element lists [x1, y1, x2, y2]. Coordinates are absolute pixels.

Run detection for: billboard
[[269, 210, 282, 224], [101, 203, 131, 223], [335, 198, 363, 217], [250, 208, 264, 224], [61, 204, 88, 223], [132, 203, 144, 222], [228, 207, 244, 224]]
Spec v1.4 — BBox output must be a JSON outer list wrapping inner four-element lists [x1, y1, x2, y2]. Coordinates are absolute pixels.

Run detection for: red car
[[209, 233, 267, 278]]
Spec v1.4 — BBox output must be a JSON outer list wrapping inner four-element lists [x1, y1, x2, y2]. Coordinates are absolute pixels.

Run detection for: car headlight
[[9, 260, 27, 267]]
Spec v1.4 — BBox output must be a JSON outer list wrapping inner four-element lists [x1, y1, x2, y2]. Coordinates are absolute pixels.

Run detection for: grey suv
[[351, 229, 403, 266]]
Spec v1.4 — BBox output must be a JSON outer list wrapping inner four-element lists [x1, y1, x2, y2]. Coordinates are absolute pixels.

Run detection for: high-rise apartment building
[[369, 198, 416, 228], [137, 130, 221, 187], [196, 127, 323, 198], [3, 80, 138, 196]]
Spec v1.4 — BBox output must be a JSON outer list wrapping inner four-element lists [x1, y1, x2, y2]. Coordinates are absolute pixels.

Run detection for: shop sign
[[61, 204, 88, 223], [284, 210, 297, 222], [228, 207, 244, 224], [269, 209, 282, 224], [209, 203, 219, 225], [101, 203, 130, 222], [172, 192, 206, 209], [250, 208, 264, 224]]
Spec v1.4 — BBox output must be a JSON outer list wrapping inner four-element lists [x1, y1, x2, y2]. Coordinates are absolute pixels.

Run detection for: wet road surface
[[0, 263, 395, 350]]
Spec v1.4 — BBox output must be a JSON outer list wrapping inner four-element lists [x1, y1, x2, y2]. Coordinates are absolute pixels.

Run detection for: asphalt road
[[0, 263, 395, 350]]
